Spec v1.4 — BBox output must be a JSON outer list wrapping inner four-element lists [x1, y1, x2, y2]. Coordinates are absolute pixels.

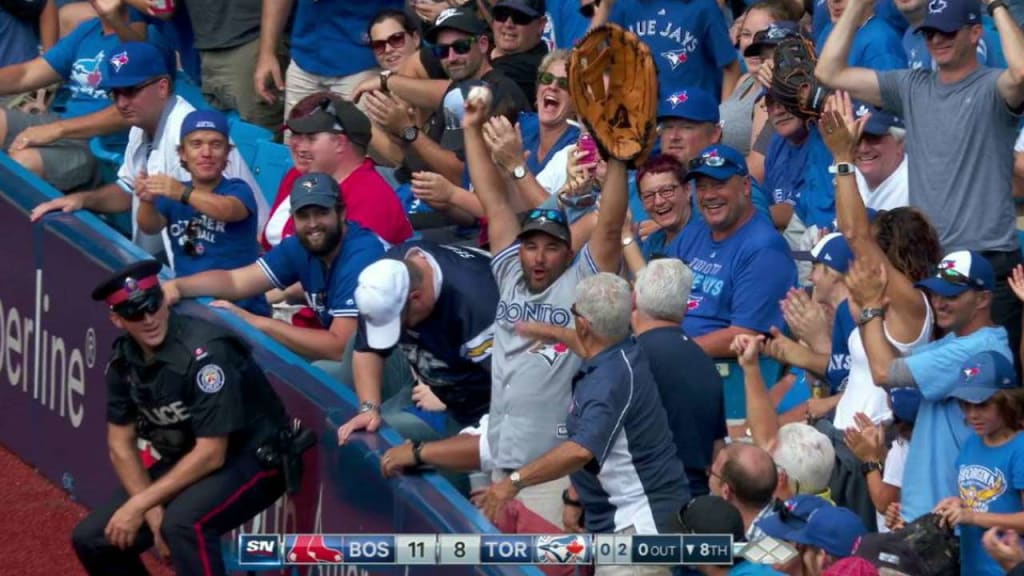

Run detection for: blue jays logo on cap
[[302, 177, 317, 190], [963, 366, 981, 379], [666, 91, 688, 108], [929, 0, 948, 12], [110, 51, 129, 72]]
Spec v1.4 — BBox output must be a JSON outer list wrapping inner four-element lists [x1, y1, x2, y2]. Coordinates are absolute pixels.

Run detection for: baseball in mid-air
[[467, 85, 492, 109]]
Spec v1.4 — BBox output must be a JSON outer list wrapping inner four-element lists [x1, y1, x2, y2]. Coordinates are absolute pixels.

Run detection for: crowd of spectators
[[15, 0, 1024, 574]]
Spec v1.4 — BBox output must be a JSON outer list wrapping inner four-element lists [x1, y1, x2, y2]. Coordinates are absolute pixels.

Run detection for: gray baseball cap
[[290, 172, 340, 212]]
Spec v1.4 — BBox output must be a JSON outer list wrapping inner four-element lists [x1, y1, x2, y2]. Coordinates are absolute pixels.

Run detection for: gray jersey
[[488, 242, 599, 469], [877, 67, 1020, 253]]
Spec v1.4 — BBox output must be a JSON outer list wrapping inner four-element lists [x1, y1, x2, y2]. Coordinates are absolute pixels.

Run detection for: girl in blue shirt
[[934, 351, 1024, 576]]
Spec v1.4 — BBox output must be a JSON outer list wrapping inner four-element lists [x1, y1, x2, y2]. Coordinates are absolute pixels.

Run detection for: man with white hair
[[773, 422, 837, 500], [852, 102, 908, 210], [632, 258, 726, 497], [478, 273, 689, 552]]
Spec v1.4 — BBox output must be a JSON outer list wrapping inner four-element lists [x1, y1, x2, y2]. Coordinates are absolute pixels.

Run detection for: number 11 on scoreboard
[[395, 535, 437, 564]]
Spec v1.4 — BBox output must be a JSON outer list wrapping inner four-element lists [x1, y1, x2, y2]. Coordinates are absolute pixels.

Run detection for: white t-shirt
[[535, 145, 570, 195], [116, 95, 267, 269], [833, 293, 933, 429], [876, 437, 909, 533], [855, 155, 909, 211]]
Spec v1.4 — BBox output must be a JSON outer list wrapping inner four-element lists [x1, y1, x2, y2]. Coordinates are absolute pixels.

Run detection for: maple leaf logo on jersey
[[928, 0, 947, 13], [687, 295, 703, 311], [530, 341, 570, 366], [110, 51, 129, 72], [662, 48, 689, 70], [666, 91, 688, 109]]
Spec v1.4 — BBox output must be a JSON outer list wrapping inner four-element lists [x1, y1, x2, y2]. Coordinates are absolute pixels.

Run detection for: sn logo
[[239, 534, 282, 566]]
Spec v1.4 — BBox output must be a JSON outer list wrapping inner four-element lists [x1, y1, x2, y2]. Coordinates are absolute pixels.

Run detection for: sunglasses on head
[[688, 155, 745, 175], [526, 208, 568, 224], [432, 36, 478, 59], [182, 217, 205, 257], [371, 31, 409, 55], [936, 266, 984, 289], [110, 76, 164, 100], [579, 0, 602, 19], [114, 291, 164, 322], [493, 8, 536, 26], [538, 71, 569, 90]]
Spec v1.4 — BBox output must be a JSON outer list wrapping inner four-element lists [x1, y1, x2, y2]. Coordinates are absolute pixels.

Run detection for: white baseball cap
[[355, 259, 410, 349]]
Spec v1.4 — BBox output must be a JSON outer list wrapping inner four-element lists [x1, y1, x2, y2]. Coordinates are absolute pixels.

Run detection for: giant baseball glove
[[770, 36, 831, 118], [569, 24, 659, 168]]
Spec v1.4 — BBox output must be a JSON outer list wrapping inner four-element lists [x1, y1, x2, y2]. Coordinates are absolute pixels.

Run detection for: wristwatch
[[180, 186, 192, 205], [861, 461, 884, 476], [412, 440, 425, 467], [358, 400, 380, 414], [511, 165, 528, 180], [858, 307, 886, 326], [622, 236, 636, 247], [988, 0, 1008, 17], [562, 488, 581, 507], [509, 470, 524, 490], [379, 69, 393, 93], [401, 125, 419, 144], [833, 162, 855, 176]]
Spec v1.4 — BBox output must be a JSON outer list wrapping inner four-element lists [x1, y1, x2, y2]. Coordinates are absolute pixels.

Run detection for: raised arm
[[587, 157, 627, 272], [815, 0, 883, 106], [254, 0, 293, 104], [992, 0, 1024, 109], [464, 87, 521, 255]]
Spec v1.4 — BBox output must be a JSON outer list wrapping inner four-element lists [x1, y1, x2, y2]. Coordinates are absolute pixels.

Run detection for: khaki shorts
[[3, 108, 101, 191]]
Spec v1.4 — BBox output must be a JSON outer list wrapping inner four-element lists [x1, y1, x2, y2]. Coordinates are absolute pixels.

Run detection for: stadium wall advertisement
[[0, 157, 541, 576]]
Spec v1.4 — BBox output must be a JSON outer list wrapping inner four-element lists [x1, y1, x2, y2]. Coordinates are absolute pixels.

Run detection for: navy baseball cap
[[180, 109, 229, 141], [519, 207, 571, 246], [853, 101, 904, 137], [286, 98, 372, 149], [425, 7, 490, 43], [683, 145, 749, 182], [100, 42, 171, 90], [786, 506, 868, 558], [493, 0, 546, 19], [658, 87, 720, 123], [948, 351, 1017, 404], [794, 232, 854, 274], [756, 494, 831, 540], [915, 250, 994, 297], [291, 172, 340, 212], [743, 21, 801, 57], [916, 0, 981, 34]]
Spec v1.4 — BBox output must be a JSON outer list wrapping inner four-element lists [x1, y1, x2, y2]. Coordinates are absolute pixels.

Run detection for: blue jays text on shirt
[[689, 257, 725, 297], [630, 19, 699, 71], [495, 302, 572, 327], [168, 214, 226, 243]]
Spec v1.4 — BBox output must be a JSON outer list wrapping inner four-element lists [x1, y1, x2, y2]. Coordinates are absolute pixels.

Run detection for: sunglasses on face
[[432, 36, 477, 59], [538, 71, 569, 90], [371, 31, 409, 55], [640, 184, 682, 203], [579, 0, 602, 19], [493, 8, 536, 26], [110, 77, 163, 100], [923, 28, 960, 42], [526, 208, 568, 225], [114, 291, 164, 322]]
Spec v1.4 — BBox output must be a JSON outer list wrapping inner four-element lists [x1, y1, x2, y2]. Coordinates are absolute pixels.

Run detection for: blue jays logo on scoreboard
[[535, 535, 591, 564]]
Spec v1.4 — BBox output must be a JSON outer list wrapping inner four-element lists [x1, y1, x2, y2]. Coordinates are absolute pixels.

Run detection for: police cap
[[92, 260, 163, 312]]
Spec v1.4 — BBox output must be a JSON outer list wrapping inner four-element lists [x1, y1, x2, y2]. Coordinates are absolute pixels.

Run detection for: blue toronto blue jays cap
[[290, 172, 340, 212], [658, 87, 720, 123], [948, 351, 1017, 404], [683, 144, 749, 182], [743, 21, 802, 57], [794, 232, 854, 274], [915, 250, 994, 297], [180, 110, 229, 141], [853, 101, 904, 137], [783, 505, 867, 558], [756, 495, 831, 541], [917, 0, 981, 34], [100, 42, 171, 90]]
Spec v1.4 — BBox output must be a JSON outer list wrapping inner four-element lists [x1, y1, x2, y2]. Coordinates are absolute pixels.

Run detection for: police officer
[[72, 260, 292, 576]]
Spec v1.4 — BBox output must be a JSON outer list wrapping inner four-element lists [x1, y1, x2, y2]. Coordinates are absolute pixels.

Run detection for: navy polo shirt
[[257, 221, 385, 328], [636, 327, 726, 497], [568, 338, 689, 534]]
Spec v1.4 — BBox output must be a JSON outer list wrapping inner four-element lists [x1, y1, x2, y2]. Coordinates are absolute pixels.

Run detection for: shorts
[[3, 108, 102, 191]]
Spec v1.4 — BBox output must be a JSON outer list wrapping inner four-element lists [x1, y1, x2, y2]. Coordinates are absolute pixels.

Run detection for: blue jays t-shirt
[[817, 18, 907, 70], [610, 0, 737, 100], [764, 129, 836, 229], [900, 326, 1012, 521], [956, 433, 1024, 576], [157, 178, 268, 316], [826, 300, 856, 394], [258, 221, 385, 328], [519, 113, 579, 176], [568, 339, 689, 533], [903, 15, 1006, 71], [355, 241, 497, 425], [290, 0, 403, 77], [43, 19, 125, 120], [669, 213, 796, 338]]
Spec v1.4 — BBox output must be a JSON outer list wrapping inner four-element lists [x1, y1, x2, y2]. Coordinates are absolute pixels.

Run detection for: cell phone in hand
[[577, 133, 598, 165]]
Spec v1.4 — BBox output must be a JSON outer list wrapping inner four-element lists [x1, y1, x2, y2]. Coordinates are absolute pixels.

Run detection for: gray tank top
[[719, 75, 759, 156]]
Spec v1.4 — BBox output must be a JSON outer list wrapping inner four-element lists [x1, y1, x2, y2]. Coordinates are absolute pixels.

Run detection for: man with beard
[[162, 173, 385, 364]]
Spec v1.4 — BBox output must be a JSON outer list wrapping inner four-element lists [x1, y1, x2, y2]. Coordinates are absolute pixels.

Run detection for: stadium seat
[[716, 356, 786, 422], [249, 139, 294, 206]]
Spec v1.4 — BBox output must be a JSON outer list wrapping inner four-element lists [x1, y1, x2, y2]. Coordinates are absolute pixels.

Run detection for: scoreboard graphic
[[236, 533, 786, 567]]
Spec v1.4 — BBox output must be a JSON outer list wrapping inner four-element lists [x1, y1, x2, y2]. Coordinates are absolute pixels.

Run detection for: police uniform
[[72, 261, 291, 576]]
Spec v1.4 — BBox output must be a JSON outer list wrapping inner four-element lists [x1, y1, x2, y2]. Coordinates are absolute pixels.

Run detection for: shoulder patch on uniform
[[196, 364, 225, 394], [194, 347, 209, 361]]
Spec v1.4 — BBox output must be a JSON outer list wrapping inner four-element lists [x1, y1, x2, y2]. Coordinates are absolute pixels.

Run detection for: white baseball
[[467, 85, 492, 109]]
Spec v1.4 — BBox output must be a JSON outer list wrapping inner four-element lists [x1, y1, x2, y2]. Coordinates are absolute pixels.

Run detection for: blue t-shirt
[[610, 0, 737, 101], [669, 213, 796, 339], [827, 300, 856, 394], [0, 8, 38, 68], [156, 178, 268, 316], [355, 241, 497, 425], [903, 15, 1006, 71], [43, 19, 123, 120], [813, 0, 908, 41], [957, 433, 1024, 576], [568, 339, 690, 533], [817, 18, 907, 70], [291, 1, 403, 77], [518, 113, 579, 176], [549, 2, 590, 49], [764, 129, 836, 229], [257, 221, 385, 328], [900, 326, 1012, 521]]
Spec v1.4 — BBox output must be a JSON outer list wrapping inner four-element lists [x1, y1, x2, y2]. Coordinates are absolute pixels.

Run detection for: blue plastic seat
[[248, 139, 294, 207], [716, 356, 786, 422]]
